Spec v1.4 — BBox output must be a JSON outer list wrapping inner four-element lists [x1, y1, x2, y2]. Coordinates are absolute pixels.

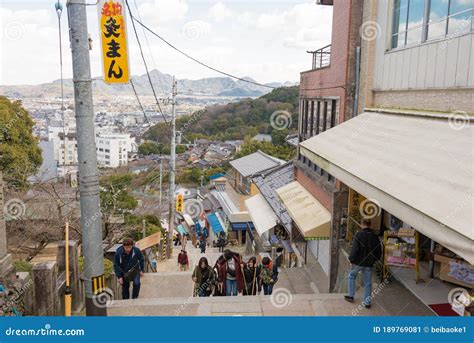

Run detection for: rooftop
[[229, 150, 285, 177], [252, 161, 294, 232]]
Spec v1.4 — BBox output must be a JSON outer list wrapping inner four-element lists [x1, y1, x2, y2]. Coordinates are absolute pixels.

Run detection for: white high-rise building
[[96, 133, 131, 168]]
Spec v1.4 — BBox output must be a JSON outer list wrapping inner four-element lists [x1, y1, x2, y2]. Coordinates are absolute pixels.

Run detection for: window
[[392, 0, 473, 48], [392, 0, 424, 48], [313, 101, 320, 135], [448, 0, 474, 36], [105, 149, 110, 153], [99, 148, 104, 152]]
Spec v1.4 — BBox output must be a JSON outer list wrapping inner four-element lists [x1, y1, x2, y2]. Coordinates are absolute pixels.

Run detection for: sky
[[0, 0, 333, 85]]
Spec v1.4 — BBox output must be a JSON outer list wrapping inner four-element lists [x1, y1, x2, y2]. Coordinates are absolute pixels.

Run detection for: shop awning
[[207, 213, 224, 235], [245, 194, 278, 237], [182, 214, 195, 228], [300, 110, 474, 263], [276, 181, 331, 239], [176, 224, 188, 235]]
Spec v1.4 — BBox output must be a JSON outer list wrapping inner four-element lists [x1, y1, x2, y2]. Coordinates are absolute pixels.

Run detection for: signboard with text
[[98, 0, 130, 84], [176, 194, 183, 213]]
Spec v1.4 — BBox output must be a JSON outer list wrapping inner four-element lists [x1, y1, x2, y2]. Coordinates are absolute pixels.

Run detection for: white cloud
[[0, 1, 333, 85], [180, 20, 212, 41], [138, 0, 189, 26], [208, 2, 232, 22]]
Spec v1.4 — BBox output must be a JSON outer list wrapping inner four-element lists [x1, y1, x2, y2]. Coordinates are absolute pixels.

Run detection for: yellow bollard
[[64, 221, 72, 316]]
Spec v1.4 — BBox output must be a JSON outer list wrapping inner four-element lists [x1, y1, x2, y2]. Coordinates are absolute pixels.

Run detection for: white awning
[[300, 110, 474, 263], [182, 214, 195, 228], [245, 194, 278, 237], [276, 181, 331, 239]]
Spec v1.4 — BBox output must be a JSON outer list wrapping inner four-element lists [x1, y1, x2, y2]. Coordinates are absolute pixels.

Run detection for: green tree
[[138, 141, 162, 155], [0, 96, 42, 188], [271, 128, 289, 146], [100, 173, 138, 216]]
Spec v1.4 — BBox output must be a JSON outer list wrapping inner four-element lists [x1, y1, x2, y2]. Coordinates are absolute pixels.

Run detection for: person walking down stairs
[[199, 236, 207, 254]]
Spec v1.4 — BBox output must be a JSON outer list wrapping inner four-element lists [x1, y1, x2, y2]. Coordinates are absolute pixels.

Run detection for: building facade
[[96, 133, 131, 168], [289, 0, 364, 291], [299, 0, 473, 311]]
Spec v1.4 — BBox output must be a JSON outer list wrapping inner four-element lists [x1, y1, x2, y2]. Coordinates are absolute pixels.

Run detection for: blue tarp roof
[[209, 173, 225, 180], [207, 213, 224, 235], [177, 224, 188, 235]]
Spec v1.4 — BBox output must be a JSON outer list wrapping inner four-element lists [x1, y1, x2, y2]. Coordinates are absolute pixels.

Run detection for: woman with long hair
[[192, 257, 215, 297], [241, 257, 261, 295]]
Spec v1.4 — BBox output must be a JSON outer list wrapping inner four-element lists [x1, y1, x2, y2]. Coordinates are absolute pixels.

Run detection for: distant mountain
[[0, 70, 297, 99]]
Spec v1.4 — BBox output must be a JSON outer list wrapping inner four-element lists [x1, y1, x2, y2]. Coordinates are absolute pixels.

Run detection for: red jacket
[[215, 254, 244, 293], [178, 252, 189, 265]]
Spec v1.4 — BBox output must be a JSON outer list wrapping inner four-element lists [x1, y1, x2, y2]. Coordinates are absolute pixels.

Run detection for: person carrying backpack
[[344, 218, 382, 309], [114, 238, 145, 300]]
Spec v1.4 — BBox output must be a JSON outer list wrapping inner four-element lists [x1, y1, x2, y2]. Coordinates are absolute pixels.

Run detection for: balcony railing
[[307, 44, 331, 70]]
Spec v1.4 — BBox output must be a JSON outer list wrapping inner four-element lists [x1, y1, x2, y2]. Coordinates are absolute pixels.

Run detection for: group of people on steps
[[191, 249, 278, 297]]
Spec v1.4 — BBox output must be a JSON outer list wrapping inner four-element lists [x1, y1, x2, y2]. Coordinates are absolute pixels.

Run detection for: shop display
[[383, 228, 420, 283]]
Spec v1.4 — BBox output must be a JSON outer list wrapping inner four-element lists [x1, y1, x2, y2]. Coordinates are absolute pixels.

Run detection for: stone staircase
[[106, 242, 434, 316]]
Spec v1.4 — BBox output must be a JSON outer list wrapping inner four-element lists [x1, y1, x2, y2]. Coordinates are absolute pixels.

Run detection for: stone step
[[106, 292, 366, 316]]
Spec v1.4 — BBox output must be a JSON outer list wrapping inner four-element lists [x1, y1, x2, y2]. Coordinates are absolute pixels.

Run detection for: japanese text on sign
[[98, 0, 129, 84]]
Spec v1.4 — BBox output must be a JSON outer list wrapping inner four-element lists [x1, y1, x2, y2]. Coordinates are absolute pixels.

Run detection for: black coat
[[348, 228, 382, 267]]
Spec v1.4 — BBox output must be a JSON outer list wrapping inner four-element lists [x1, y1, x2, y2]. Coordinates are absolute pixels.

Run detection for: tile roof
[[252, 161, 294, 232]]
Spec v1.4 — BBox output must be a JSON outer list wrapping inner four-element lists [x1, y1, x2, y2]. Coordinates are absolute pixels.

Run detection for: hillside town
[[0, 0, 472, 327]]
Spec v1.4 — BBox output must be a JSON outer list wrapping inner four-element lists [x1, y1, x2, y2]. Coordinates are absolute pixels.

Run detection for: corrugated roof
[[229, 150, 285, 177]]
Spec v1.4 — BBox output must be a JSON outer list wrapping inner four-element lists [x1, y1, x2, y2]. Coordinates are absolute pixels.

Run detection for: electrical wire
[[130, 79, 149, 124], [127, 11, 277, 90], [132, 0, 167, 95], [124, 0, 168, 124]]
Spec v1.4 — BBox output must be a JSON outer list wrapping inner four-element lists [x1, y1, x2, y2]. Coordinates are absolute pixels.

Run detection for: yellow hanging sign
[[98, 0, 130, 84], [176, 194, 183, 213]]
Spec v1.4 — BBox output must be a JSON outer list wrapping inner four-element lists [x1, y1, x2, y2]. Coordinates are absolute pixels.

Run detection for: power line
[[125, 0, 168, 124], [132, 0, 167, 95], [130, 79, 149, 124], [127, 12, 277, 90]]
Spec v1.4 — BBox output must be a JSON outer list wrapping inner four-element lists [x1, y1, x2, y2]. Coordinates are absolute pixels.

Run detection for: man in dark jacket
[[114, 238, 145, 300], [345, 219, 382, 308]]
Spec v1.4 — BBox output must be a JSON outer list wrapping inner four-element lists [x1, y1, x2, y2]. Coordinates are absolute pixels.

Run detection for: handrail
[[307, 44, 331, 70]]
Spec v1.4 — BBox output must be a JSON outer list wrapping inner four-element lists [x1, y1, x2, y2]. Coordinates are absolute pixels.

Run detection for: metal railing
[[307, 44, 331, 70]]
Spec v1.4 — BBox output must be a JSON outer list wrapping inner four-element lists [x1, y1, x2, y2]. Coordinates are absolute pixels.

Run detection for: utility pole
[[167, 77, 177, 258], [67, 0, 106, 316], [159, 159, 163, 208]]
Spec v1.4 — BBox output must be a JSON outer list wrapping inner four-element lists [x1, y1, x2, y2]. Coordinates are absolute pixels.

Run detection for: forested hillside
[[144, 86, 299, 143]]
